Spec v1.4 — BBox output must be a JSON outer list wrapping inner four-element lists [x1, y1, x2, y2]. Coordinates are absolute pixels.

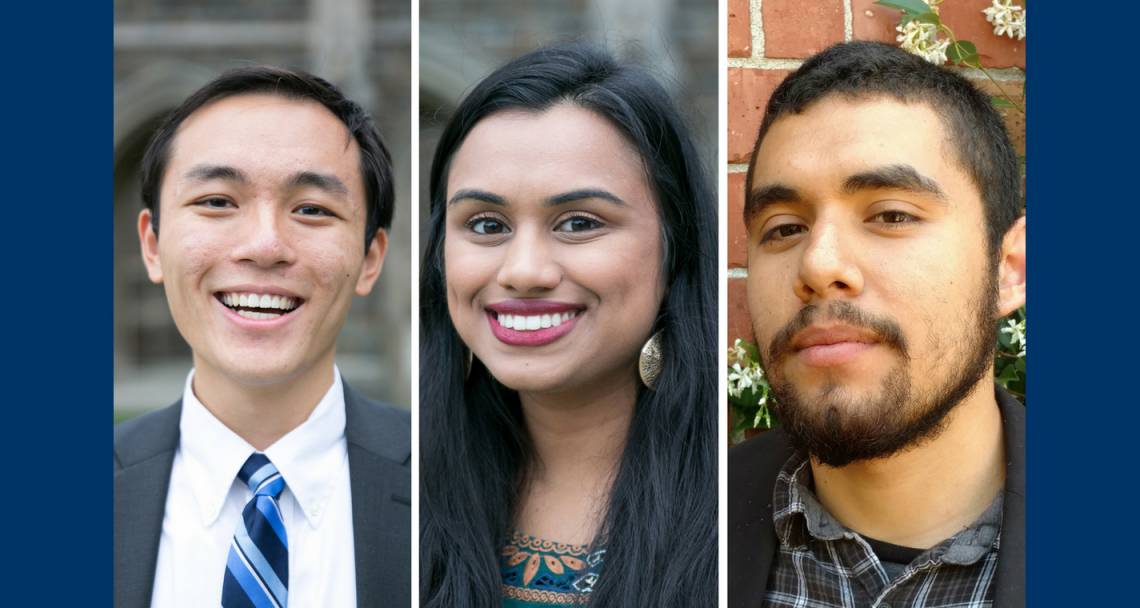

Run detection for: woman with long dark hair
[[420, 43, 717, 607]]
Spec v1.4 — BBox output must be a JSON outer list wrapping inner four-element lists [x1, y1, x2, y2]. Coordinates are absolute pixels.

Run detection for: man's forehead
[[763, 95, 945, 149], [164, 93, 361, 185], [752, 96, 958, 184]]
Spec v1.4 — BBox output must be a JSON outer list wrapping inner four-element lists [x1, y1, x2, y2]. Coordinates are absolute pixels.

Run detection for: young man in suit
[[730, 42, 1026, 607], [114, 66, 410, 608]]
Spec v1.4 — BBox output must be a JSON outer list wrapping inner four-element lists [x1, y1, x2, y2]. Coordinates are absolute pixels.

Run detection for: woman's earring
[[465, 348, 474, 380], [638, 330, 664, 390]]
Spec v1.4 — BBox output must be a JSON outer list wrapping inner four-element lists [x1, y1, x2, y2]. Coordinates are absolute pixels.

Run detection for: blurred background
[[418, 0, 718, 248], [114, 0, 412, 420]]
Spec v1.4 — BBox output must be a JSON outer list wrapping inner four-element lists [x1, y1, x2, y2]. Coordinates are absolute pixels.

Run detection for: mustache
[[766, 301, 908, 364]]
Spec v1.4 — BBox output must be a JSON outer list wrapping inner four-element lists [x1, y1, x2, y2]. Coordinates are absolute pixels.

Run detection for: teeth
[[236, 310, 283, 320], [498, 311, 577, 332], [221, 292, 299, 312]]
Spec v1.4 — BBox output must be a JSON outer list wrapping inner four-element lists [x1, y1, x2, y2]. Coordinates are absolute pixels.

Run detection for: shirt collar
[[770, 450, 1003, 565], [178, 367, 348, 529]]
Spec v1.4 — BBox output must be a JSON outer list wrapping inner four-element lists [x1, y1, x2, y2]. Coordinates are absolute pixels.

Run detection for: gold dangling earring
[[465, 347, 474, 380], [638, 330, 664, 390]]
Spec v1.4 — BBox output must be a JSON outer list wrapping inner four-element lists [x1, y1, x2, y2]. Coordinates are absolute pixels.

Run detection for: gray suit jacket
[[113, 382, 411, 608]]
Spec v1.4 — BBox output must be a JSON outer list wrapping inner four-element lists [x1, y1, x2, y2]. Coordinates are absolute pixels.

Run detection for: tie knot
[[237, 453, 285, 498]]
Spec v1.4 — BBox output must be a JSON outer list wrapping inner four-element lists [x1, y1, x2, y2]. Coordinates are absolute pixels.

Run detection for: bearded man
[[729, 41, 1026, 608]]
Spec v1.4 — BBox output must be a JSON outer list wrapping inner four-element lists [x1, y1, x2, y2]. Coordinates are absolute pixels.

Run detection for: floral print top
[[500, 531, 605, 607]]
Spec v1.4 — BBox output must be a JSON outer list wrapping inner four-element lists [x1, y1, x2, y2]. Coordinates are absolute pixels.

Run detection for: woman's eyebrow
[[448, 188, 506, 206], [545, 188, 625, 206]]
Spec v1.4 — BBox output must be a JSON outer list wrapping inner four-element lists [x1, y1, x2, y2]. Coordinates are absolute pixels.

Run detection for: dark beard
[[761, 280, 997, 467]]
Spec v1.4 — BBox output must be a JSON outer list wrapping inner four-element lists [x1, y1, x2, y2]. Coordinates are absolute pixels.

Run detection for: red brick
[[762, 0, 844, 59], [727, 278, 755, 346], [852, 0, 1024, 68], [971, 78, 1025, 156], [728, 172, 749, 268], [728, 0, 752, 58], [728, 68, 790, 164]]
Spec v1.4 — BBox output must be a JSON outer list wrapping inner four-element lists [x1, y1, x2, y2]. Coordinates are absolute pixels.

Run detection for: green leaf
[[906, 11, 942, 25], [947, 40, 979, 66], [996, 364, 1019, 386], [876, 0, 938, 21], [991, 96, 1018, 109]]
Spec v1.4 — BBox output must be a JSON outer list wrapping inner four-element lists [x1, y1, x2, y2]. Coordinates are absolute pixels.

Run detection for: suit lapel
[[993, 389, 1026, 607], [344, 383, 411, 607], [114, 402, 181, 608]]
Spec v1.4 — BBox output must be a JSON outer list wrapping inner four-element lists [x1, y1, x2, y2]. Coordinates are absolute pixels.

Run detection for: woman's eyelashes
[[462, 211, 607, 237], [554, 212, 605, 233], [466, 213, 510, 235]]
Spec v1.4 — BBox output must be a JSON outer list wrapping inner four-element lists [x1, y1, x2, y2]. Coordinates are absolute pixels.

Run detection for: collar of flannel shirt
[[771, 451, 1003, 566]]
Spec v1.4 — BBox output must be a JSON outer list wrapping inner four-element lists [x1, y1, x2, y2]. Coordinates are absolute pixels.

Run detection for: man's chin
[[770, 373, 927, 467]]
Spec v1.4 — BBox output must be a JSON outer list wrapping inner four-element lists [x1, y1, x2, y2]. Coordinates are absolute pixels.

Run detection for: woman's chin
[[483, 364, 575, 395]]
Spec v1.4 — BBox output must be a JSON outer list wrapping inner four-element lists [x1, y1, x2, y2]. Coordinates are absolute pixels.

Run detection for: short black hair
[[745, 41, 1020, 254], [140, 65, 394, 248]]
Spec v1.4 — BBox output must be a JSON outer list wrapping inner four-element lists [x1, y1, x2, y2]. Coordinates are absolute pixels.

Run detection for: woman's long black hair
[[420, 42, 717, 607]]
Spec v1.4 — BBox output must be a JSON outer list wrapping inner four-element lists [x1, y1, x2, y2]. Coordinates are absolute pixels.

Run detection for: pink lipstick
[[485, 300, 583, 346]]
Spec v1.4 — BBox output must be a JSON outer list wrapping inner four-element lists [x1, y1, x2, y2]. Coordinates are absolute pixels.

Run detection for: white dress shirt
[[150, 369, 357, 608]]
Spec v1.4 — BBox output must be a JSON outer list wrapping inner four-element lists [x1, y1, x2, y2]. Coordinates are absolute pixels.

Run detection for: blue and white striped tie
[[221, 453, 289, 608]]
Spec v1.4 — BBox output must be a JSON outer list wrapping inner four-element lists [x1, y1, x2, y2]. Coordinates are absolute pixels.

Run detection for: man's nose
[[230, 204, 298, 268], [794, 220, 863, 303], [496, 228, 561, 293]]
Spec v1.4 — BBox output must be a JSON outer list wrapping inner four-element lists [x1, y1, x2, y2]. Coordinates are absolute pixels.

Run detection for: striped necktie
[[221, 453, 289, 608]]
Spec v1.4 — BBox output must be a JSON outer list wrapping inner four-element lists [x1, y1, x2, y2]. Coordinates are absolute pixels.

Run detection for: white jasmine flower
[[728, 363, 751, 398], [982, 0, 1026, 40], [896, 19, 950, 65], [730, 338, 749, 363], [1001, 318, 1027, 357]]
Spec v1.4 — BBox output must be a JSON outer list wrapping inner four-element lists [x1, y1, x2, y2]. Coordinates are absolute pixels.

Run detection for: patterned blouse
[[500, 531, 605, 607]]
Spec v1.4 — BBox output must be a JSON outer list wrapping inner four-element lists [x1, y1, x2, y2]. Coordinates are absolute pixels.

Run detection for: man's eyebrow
[[744, 184, 802, 224], [545, 188, 625, 206], [448, 189, 506, 206], [184, 164, 248, 184], [842, 164, 948, 202], [287, 171, 349, 196]]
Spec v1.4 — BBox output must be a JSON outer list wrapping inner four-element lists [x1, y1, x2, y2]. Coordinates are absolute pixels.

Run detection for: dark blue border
[[1029, 5, 1139, 604], [0, 4, 110, 603], [3, 3, 1138, 605]]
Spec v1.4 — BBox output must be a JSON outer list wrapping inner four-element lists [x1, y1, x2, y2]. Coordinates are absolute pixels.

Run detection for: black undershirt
[[863, 536, 925, 581]]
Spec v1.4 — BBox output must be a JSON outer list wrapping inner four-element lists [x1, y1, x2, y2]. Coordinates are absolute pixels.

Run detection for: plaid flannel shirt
[[762, 453, 1003, 608]]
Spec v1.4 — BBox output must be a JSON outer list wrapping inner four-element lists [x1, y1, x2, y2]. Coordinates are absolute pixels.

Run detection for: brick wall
[[726, 0, 1026, 348]]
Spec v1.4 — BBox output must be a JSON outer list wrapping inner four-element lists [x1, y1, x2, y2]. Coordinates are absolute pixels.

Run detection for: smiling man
[[114, 67, 410, 608], [728, 42, 1026, 607]]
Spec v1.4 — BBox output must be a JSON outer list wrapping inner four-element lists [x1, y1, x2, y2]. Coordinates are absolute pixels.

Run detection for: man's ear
[[138, 209, 164, 284], [996, 215, 1026, 317], [355, 229, 388, 296]]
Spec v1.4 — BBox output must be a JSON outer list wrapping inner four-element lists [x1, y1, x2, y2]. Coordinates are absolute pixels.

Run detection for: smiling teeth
[[221, 292, 299, 313], [498, 311, 577, 331], [236, 310, 282, 320]]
